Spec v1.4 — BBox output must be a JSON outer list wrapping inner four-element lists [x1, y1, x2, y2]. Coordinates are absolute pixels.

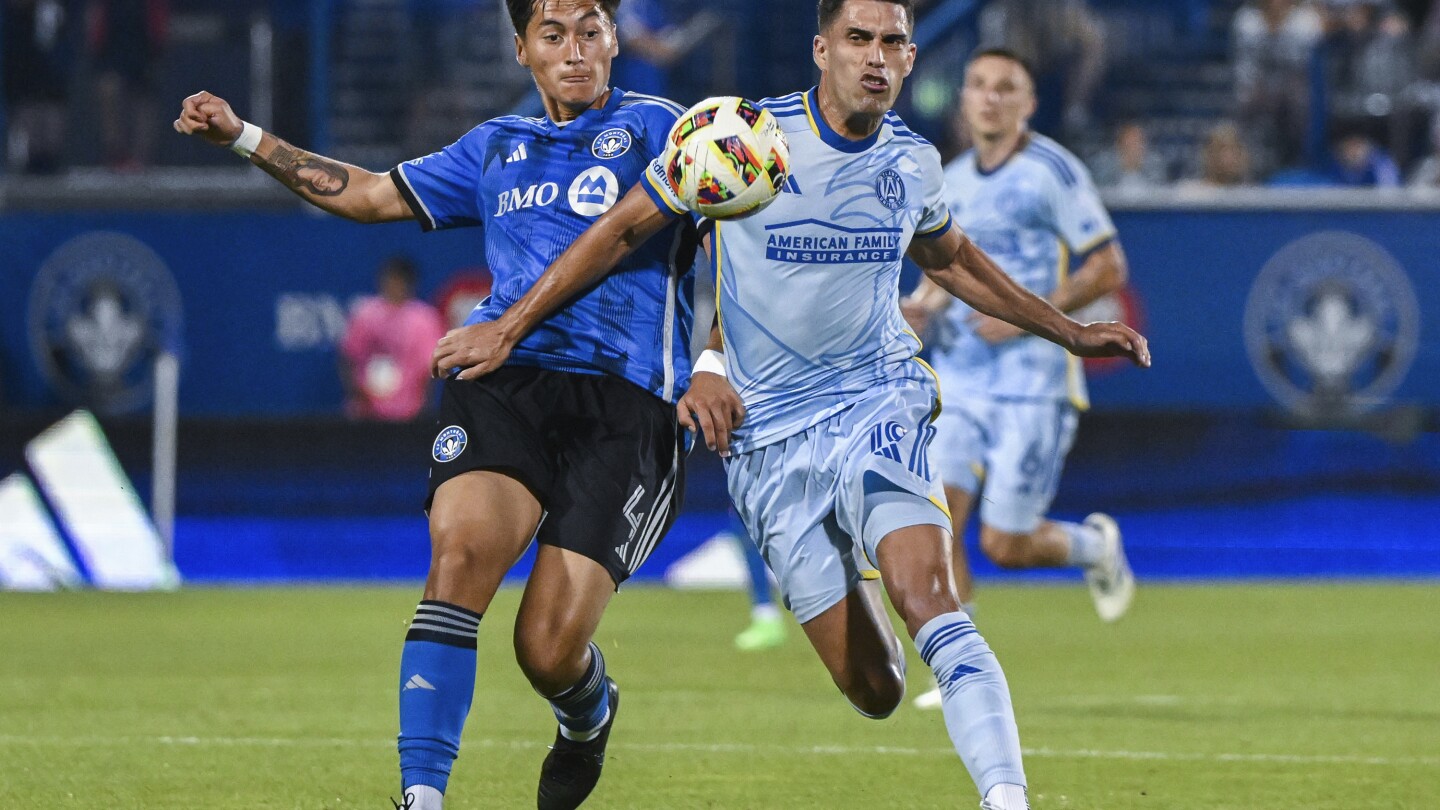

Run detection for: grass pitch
[[2, 583, 1437, 809]]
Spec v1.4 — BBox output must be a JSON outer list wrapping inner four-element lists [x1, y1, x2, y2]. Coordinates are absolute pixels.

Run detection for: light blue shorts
[[930, 395, 1079, 534], [726, 385, 951, 624]]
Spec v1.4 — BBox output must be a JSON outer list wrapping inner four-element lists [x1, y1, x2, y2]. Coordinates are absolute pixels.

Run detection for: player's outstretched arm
[[430, 184, 673, 379], [908, 226, 1150, 367], [173, 91, 411, 224]]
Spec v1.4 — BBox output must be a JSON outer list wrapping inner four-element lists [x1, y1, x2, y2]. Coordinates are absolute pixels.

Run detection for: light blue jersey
[[643, 88, 951, 452], [930, 134, 1115, 408]]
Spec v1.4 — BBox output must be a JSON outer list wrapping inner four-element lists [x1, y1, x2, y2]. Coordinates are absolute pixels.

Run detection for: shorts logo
[[869, 421, 908, 463], [592, 128, 633, 159], [568, 166, 620, 217], [27, 231, 184, 414], [875, 168, 907, 211], [1243, 231, 1419, 416], [432, 426, 468, 462]]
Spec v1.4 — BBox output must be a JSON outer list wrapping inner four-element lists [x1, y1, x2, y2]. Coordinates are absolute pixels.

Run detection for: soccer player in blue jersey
[[432, 1, 1150, 807], [175, 3, 694, 809], [904, 48, 1137, 711]]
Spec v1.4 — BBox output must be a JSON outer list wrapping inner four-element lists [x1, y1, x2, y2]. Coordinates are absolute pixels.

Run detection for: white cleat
[[1083, 512, 1134, 623], [912, 685, 944, 710], [980, 783, 1030, 809]]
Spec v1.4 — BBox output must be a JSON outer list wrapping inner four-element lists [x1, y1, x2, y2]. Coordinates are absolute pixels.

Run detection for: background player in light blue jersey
[[177, 3, 695, 809], [904, 51, 1137, 660], [434, 3, 1151, 807]]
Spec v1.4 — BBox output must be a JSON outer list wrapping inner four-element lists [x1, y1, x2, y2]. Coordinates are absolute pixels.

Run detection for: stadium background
[[1, 2, 1438, 808]]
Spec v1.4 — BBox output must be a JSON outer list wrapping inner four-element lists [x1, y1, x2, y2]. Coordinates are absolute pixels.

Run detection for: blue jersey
[[932, 134, 1116, 407], [391, 89, 698, 403], [643, 88, 952, 452]]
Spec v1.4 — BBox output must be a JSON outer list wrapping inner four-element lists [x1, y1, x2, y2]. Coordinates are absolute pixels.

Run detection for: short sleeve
[[390, 125, 489, 232], [1046, 158, 1116, 257], [914, 145, 952, 239]]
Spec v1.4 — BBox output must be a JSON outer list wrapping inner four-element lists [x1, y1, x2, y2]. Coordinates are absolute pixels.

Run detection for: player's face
[[514, 1, 619, 115], [961, 56, 1036, 141], [814, 0, 916, 119]]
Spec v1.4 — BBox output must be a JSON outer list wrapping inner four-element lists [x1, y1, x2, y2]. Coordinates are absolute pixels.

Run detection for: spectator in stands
[[1331, 130, 1401, 186], [1089, 121, 1169, 190], [88, 0, 167, 171], [339, 256, 446, 422], [977, 0, 1106, 136], [1232, 0, 1323, 170], [1406, 115, 1440, 187], [1321, 1, 1417, 165], [4, 0, 73, 174], [610, 1, 720, 98], [1177, 121, 1254, 192]]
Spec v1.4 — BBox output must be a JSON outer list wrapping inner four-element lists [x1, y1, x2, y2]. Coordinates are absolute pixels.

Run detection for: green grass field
[[2, 583, 1437, 809]]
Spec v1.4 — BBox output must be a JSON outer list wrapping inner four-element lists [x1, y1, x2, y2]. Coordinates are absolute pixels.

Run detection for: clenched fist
[[173, 91, 244, 148]]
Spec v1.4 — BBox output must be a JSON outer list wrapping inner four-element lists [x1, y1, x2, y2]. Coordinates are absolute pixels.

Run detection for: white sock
[[751, 604, 781, 622], [984, 782, 1029, 809], [1060, 521, 1106, 568], [403, 784, 444, 810]]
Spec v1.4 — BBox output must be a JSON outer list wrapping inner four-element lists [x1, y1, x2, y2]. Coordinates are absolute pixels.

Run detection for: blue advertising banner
[[1, 208, 1437, 415]]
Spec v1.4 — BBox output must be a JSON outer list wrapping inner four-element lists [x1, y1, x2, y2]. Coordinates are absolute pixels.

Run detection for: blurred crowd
[[6, 0, 1440, 191]]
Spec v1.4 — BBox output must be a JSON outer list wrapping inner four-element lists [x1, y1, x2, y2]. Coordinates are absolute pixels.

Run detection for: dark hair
[[506, 0, 621, 36], [380, 256, 418, 288], [817, 0, 914, 32], [967, 46, 1035, 83]]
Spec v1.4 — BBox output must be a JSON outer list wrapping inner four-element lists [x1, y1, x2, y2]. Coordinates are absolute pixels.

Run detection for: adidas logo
[[506, 143, 529, 164], [404, 674, 437, 691]]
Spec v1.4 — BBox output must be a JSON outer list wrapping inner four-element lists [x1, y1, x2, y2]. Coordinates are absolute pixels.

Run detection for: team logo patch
[[592, 128, 633, 159], [568, 166, 620, 217], [432, 426, 468, 462], [875, 168, 907, 211], [27, 231, 184, 414], [1243, 231, 1419, 416]]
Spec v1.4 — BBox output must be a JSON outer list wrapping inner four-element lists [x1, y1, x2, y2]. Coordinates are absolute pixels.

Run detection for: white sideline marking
[[0, 734, 1435, 768]]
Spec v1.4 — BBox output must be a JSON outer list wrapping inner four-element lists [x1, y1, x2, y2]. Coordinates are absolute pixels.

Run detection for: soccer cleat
[[391, 784, 442, 810], [1083, 512, 1135, 623], [911, 685, 944, 710], [733, 614, 786, 651], [537, 677, 620, 810]]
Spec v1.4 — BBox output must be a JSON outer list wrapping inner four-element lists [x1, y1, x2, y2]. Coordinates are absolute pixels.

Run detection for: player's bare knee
[[512, 619, 586, 694], [840, 661, 905, 719], [980, 529, 1030, 569]]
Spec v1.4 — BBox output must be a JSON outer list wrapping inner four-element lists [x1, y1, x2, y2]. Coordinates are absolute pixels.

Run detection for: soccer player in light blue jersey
[[177, 3, 698, 809], [904, 51, 1137, 667], [435, 2, 1150, 807]]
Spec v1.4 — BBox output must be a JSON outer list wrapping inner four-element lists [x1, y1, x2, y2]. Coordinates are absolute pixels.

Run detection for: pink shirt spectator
[[340, 296, 446, 421]]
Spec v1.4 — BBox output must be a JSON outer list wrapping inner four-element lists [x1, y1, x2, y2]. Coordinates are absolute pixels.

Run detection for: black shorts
[[426, 365, 686, 585]]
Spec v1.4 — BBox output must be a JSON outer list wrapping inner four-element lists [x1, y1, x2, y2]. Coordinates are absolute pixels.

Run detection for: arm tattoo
[[259, 140, 351, 197]]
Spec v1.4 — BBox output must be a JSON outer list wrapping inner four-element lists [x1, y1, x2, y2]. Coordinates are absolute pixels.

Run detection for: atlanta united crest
[[875, 168, 906, 211], [1243, 231, 1419, 416], [432, 426, 468, 462]]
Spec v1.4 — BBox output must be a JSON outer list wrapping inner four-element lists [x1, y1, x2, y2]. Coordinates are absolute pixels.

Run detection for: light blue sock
[[915, 611, 1027, 798], [1060, 521, 1105, 568], [547, 642, 610, 742], [734, 516, 774, 610], [397, 600, 482, 793]]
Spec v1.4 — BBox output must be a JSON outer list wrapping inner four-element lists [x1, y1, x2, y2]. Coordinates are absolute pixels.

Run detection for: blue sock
[[735, 518, 773, 610], [547, 642, 611, 742], [915, 611, 1027, 798], [1060, 521, 1105, 568], [398, 600, 482, 793]]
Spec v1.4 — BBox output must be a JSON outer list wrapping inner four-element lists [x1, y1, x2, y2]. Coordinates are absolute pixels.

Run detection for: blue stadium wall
[[1, 210, 1437, 582]]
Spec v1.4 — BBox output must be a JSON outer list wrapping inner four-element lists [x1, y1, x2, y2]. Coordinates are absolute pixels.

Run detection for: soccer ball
[[663, 96, 790, 220]]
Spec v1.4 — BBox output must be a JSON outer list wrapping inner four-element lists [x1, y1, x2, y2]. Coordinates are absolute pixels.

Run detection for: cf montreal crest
[[592, 128, 632, 159], [27, 232, 184, 414], [875, 168, 907, 211], [433, 426, 468, 462], [1243, 231, 1418, 415]]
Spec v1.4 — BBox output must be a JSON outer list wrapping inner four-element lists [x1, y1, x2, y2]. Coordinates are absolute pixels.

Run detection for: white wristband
[[693, 349, 727, 378], [230, 121, 263, 158]]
